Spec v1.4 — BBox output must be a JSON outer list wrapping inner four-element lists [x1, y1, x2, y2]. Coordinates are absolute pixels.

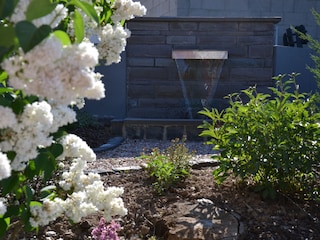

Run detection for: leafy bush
[[142, 138, 193, 194], [70, 110, 103, 129], [199, 74, 320, 199]]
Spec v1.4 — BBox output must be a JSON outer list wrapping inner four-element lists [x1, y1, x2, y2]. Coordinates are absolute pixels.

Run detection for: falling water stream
[[172, 50, 228, 119], [173, 50, 227, 119], [175, 59, 194, 119]]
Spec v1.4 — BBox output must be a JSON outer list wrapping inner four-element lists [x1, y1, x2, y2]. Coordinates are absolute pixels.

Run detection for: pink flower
[[91, 218, 121, 240]]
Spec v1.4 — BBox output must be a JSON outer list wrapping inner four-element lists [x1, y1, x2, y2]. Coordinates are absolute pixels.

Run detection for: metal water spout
[[172, 50, 228, 119]]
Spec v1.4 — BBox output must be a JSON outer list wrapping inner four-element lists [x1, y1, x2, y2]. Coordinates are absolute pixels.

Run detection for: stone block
[[155, 85, 184, 98], [198, 22, 238, 32], [166, 36, 196, 45], [127, 67, 168, 81], [227, 58, 265, 68], [128, 35, 166, 44], [169, 22, 198, 31], [146, 126, 164, 140], [127, 85, 155, 98], [139, 98, 185, 108], [230, 67, 273, 81], [127, 57, 154, 67], [239, 22, 274, 32], [166, 126, 186, 140], [197, 36, 237, 48], [127, 21, 169, 31], [126, 44, 172, 58], [155, 58, 176, 67], [127, 107, 184, 118], [227, 46, 248, 57], [237, 36, 274, 46]]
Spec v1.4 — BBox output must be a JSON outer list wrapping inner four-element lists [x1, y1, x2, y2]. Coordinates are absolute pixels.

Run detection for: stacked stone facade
[[139, 0, 320, 42], [126, 17, 280, 119]]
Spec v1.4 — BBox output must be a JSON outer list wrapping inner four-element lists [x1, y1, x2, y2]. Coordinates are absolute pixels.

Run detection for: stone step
[[111, 118, 207, 141]]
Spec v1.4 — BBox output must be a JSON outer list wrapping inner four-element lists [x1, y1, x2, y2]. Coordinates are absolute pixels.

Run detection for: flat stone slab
[[112, 166, 143, 172], [93, 137, 124, 152], [161, 200, 245, 240]]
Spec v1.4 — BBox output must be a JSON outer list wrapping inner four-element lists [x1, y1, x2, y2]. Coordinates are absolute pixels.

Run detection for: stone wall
[[126, 17, 280, 119], [138, 0, 320, 42]]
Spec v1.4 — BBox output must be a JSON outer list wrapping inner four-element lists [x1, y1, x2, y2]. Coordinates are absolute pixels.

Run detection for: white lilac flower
[[63, 191, 98, 222], [33, 178, 126, 226], [58, 134, 96, 162], [95, 23, 131, 65], [0, 101, 64, 171], [0, 199, 7, 216], [49, 104, 77, 133], [2, 35, 105, 105], [0, 106, 17, 129], [10, 101, 54, 171], [111, 0, 147, 23], [30, 198, 64, 227], [10, 1, 67, 28], [0, 152, 11, 180]]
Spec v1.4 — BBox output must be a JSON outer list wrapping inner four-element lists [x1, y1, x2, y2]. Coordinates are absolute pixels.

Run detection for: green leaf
[[15, 21, 37, 52], [4, 205, 20, 217], [30, 201, 42, 208], [0, 0, 17, 19], [47, 143, 63, 158], [1, 174, 19, 195], [34, 152, 56, 182], [15, 21, 51, 52], [24, 186, 34, 205], [53, 30, 71, 46], [26, 0, 57, 21], [73, 10, 84, 43], [70, 0, 99, 24], [25, 160, 38, 179], [0, 24, 16, 48], [40, 185, 56, 199], [0, 217, 10, 238], [0, 71, 8, 84]]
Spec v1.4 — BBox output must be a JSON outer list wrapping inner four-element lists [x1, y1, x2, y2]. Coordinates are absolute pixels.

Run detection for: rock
[[161, 201, 245, 240], [93, 136, 124, 152], [45, 231, 57, 237]]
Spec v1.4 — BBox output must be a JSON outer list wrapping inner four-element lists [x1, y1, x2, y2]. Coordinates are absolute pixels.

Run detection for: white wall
[[135, 0, 177, 16]]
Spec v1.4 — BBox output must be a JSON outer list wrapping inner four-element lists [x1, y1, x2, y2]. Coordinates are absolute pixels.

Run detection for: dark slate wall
[[126, 17, 281, 119]]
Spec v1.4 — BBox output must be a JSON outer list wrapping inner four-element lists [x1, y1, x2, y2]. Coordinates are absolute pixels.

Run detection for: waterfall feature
[[172, 50, 228, 119]]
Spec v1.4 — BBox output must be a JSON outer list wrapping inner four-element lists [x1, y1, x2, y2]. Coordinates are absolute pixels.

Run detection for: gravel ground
[[88, 139, 216, 172]]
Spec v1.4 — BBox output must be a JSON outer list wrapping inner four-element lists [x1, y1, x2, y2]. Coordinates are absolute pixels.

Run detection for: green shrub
[[199, 74, 320, 199], [142, 138, 193, 194]]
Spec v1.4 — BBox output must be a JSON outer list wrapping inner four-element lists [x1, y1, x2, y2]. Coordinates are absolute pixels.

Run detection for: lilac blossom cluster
[[91, 218, 121, 240], [0, 0, 146, 230]]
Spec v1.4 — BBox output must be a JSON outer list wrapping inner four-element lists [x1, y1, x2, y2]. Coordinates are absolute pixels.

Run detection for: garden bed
[[5, 126, 320, 239]]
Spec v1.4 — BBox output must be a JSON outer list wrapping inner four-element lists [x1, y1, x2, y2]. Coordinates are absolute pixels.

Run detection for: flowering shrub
[[199, 74, 320, 199], [0, 0, 146, 237], [142, 138, 193, 194]]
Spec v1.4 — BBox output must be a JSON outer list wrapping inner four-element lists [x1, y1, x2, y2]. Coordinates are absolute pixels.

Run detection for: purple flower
[[91, 218, 121, 240]]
